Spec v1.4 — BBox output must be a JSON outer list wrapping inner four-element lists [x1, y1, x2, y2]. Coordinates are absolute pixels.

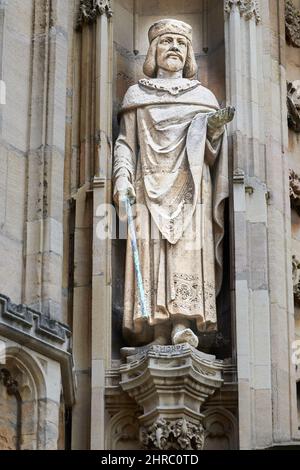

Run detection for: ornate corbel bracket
[[225, 0, 261, 24], [120, 344, 224, 450], [286, 0, 300, 48], [77, 0, 113, 29]]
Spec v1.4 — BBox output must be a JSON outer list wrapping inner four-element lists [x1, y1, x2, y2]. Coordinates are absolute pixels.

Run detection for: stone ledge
[[0, 294, 69, 344]]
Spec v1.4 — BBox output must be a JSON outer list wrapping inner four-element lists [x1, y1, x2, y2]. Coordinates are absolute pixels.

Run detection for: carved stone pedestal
[[120, 344, 224, 450]]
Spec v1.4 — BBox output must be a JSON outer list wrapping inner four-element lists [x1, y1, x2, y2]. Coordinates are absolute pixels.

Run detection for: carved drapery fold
[[77, 0, 113, 28], [224, 0, 261, 24], [286, 0, 300, 47]]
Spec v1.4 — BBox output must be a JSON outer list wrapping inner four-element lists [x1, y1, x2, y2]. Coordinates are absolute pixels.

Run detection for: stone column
[[91, 4, 113, 450], [76, 0, 114, 450], [224, 0, 273, 449], [225, 0, 299, 448]]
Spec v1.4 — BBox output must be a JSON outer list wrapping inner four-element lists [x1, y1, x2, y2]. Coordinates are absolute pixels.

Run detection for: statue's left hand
[[207, 106, 235, 130]]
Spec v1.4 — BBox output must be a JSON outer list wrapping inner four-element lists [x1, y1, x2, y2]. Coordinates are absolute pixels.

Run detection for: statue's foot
[[172, 328, 199, 348]]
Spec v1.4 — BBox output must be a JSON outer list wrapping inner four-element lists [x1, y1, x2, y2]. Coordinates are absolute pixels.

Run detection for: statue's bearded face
[[156, 33, 188, 73]]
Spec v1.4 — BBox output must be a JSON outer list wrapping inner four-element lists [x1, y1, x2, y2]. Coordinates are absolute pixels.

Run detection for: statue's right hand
[[113, 176, 136, 207]]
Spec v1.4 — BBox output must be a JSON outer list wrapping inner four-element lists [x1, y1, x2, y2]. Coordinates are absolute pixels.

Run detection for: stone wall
[[0, 0, 33, 304], [286, 0, 300, 434]]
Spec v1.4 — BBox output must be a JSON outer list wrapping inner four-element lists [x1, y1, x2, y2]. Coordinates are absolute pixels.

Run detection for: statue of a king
[[113, 19, 235, 349]]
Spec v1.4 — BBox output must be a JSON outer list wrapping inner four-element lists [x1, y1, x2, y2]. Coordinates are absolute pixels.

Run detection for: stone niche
[[107, 1, 237, 451], [111, 0, 231, 361]]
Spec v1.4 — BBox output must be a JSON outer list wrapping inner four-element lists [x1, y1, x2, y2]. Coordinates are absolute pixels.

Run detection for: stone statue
[[113, 19, 235, 349]]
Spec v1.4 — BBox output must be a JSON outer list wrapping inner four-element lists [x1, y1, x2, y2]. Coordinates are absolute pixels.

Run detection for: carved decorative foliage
[[287, 81, 300, 133], [140, 418, 205, 451], [292, 256, 300, 304], [286, 0, 300, 47], [290, 170, 300, 212], [77, 0, 113, 28], [224, 0, 261, 24]]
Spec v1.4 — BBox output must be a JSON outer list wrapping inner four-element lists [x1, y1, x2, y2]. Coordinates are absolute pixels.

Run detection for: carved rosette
[[286, 0, 300, 48], [140, 418, 205, 451], [120, 344, 223, 450], [225, 0, 261, 24], [77, 0, 113, 28], [287, 81, 300, 133]]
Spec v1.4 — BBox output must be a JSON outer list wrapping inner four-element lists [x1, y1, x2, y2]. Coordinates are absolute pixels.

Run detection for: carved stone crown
[[148, 19, 193, 43]]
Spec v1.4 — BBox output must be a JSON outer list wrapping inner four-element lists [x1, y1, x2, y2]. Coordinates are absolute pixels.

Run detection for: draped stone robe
[[113, 79, 228, 346]]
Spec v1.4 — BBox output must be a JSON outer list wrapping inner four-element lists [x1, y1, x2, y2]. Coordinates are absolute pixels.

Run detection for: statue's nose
[[170, 46, 180, 52]]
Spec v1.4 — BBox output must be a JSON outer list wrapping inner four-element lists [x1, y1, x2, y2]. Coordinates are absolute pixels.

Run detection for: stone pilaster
[[73, 0, 113, 450], [225, 0, 274, 449], [225, 0, 299, 447]]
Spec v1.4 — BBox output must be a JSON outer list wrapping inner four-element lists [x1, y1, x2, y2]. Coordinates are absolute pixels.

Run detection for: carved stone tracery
[[77, 0, 113, 28], [225, 0, 261, 24], [286, 0, 300, 48]]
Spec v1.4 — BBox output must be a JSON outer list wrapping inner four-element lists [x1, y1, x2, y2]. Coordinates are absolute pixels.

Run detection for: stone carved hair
[[143, 36, 198, 79]]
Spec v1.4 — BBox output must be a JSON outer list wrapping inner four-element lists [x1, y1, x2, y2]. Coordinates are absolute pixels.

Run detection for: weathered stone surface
[[1, 0, 300, 453]]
